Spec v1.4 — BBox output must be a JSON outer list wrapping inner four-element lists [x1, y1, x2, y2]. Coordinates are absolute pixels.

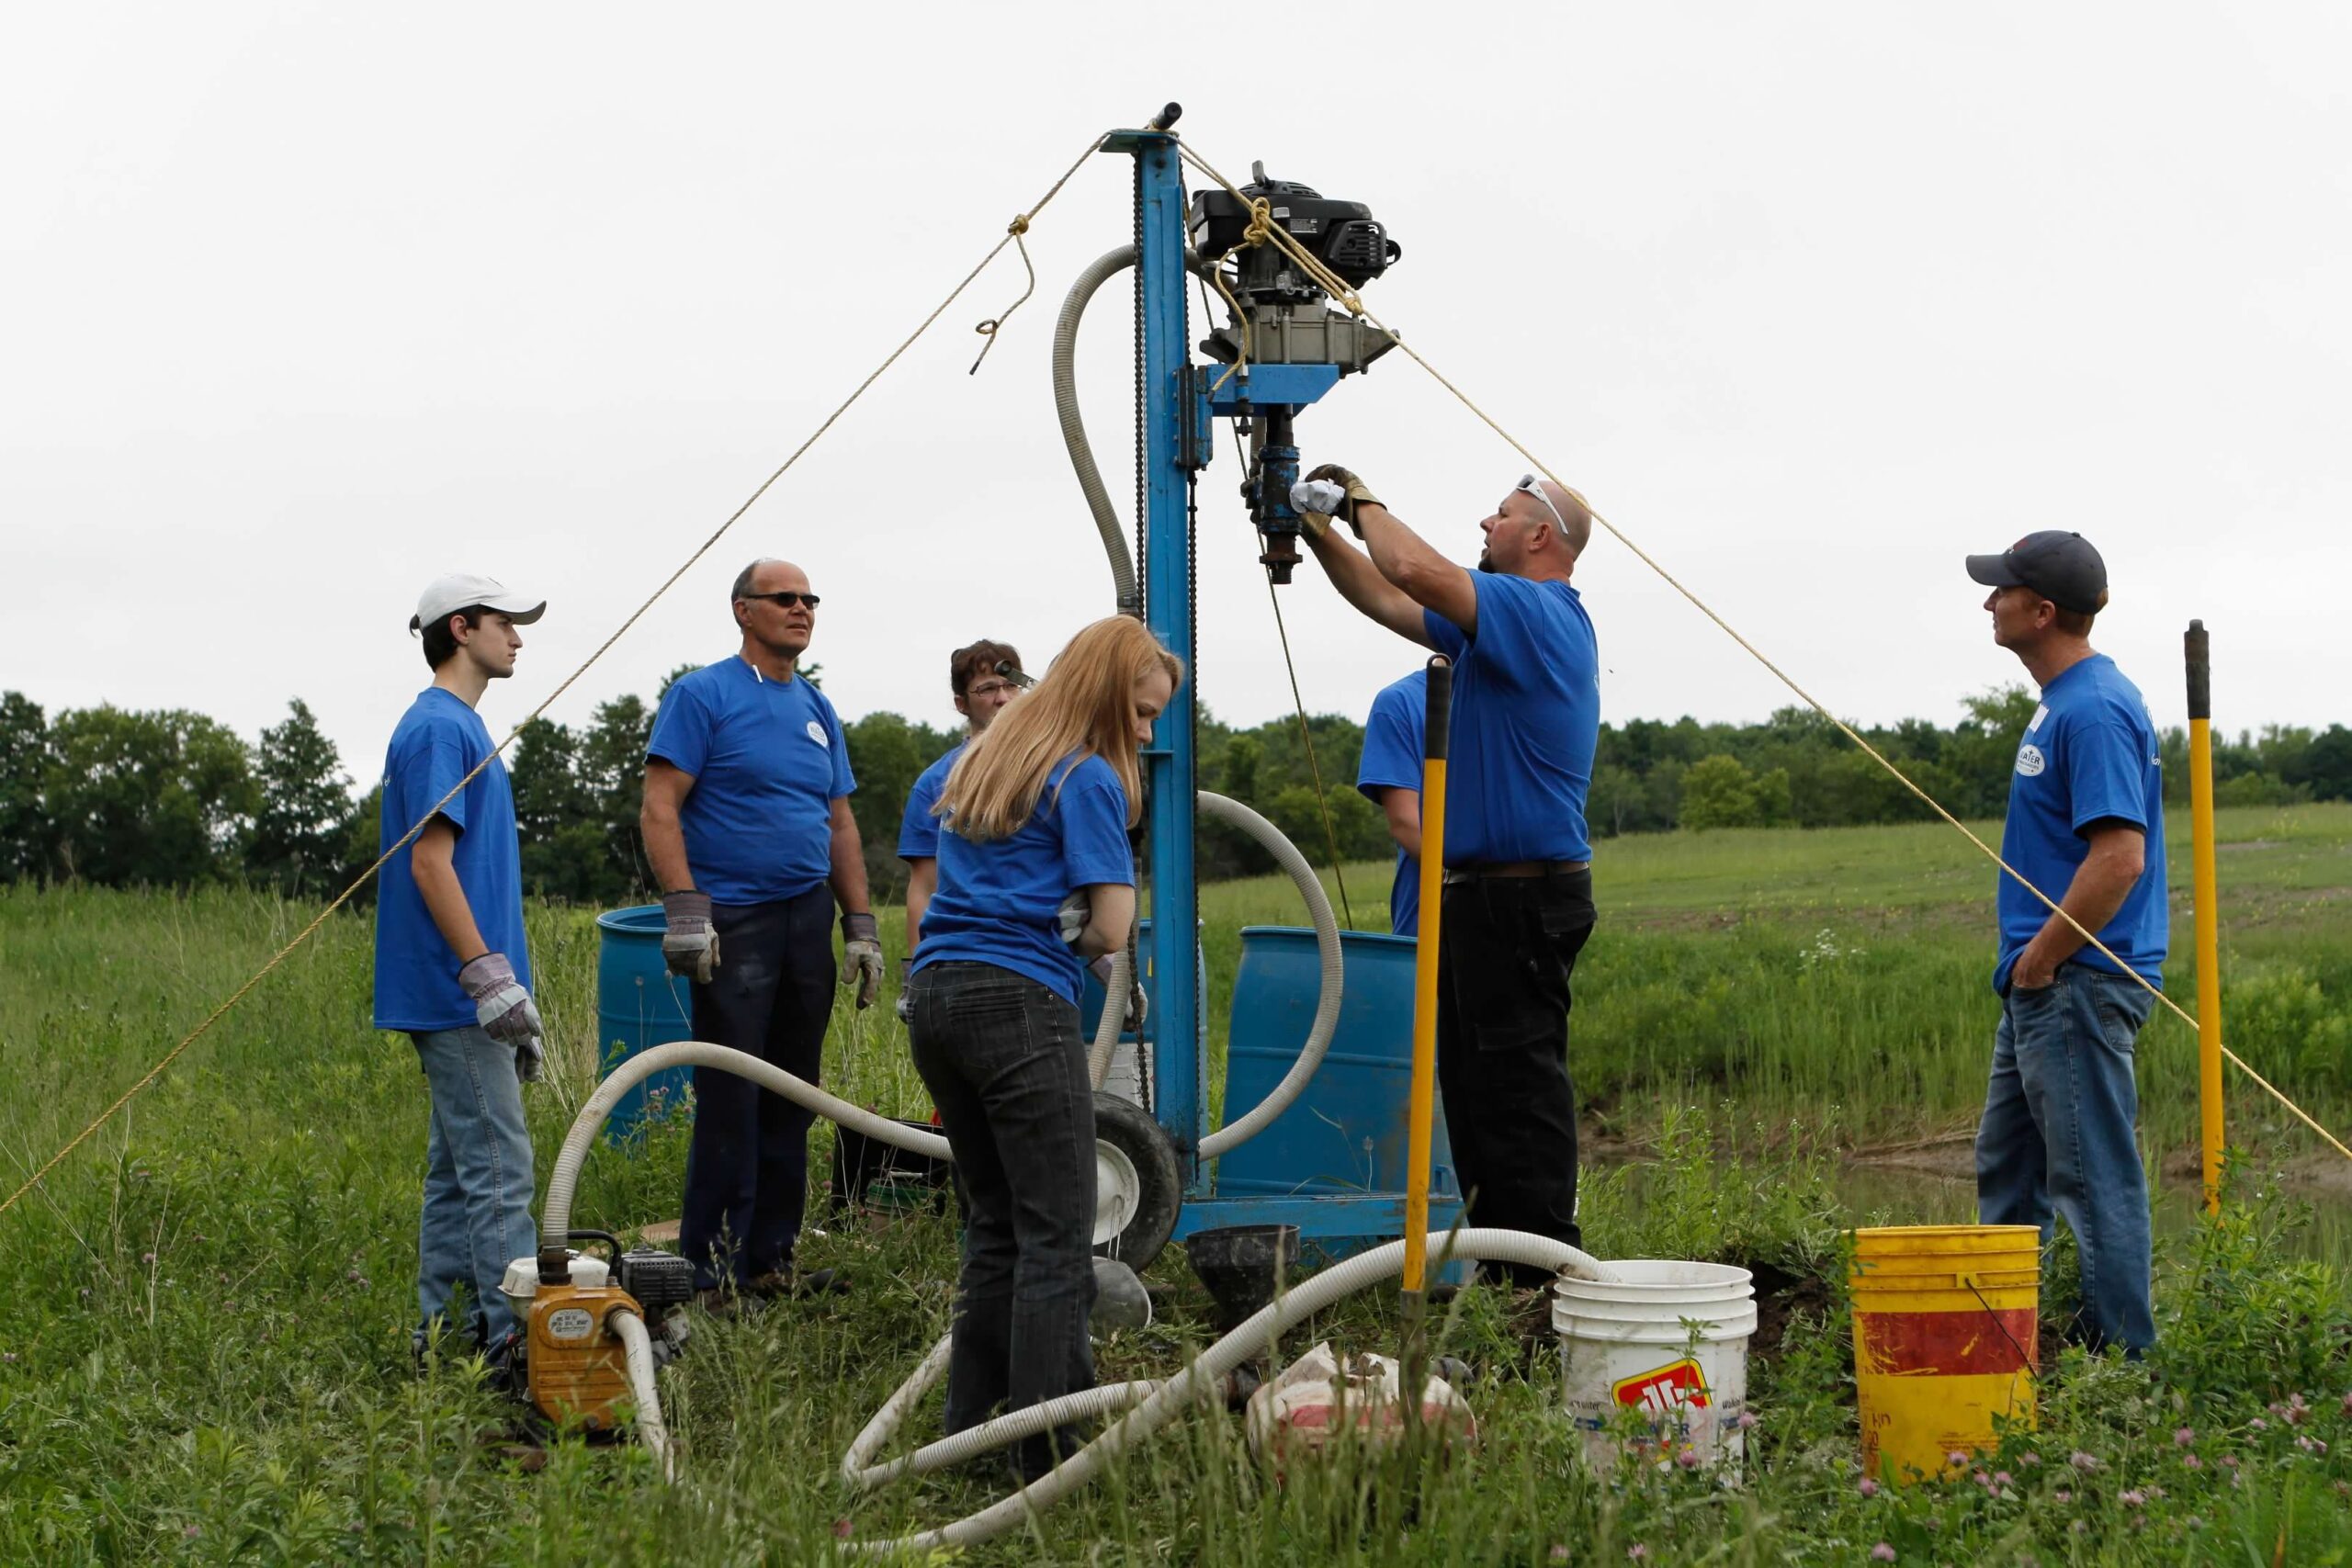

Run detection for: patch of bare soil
[[1848, 1129, 1975, 1180], [2158, 1145, 2352, 1200], [1747, 1258, 1838, 1369]]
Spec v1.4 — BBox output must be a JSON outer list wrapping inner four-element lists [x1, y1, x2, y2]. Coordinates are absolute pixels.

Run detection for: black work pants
[[907, 961, 1098, 1481], [680, 886, 836, 1291], [1434, 868, 1596, 1286]]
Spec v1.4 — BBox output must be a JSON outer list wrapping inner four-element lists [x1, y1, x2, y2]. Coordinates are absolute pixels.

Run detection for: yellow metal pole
[[2186, 621, 2224, 1215], [1402, 656, 1453, 1300]]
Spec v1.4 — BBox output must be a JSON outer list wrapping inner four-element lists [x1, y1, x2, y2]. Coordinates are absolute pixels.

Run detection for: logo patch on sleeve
[[806, 720, 829, 748], [2015, 744, 2046, 777]]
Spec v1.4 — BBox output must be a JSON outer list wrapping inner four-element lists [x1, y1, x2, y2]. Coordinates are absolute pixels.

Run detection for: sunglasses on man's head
[[1513, 474, 1569, 534], [743, 591, 820, 610]]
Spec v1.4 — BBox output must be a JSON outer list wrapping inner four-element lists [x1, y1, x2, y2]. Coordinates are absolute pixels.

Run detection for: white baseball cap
[[408, 573, 547, 634]]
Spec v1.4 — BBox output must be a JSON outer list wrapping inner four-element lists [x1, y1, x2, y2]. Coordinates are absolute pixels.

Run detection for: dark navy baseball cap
[[1965, 530, 2109, 615]]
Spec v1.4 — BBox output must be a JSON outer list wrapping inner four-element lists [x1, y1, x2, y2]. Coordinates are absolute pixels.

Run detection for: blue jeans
[[1974, 962, 2158, 1355], [907, 962, 1097, 1480], [413, 1025, 538, 1352]]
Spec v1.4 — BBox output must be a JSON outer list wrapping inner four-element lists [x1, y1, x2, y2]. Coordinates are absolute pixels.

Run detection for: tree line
[[4, 682, 2348, 899]]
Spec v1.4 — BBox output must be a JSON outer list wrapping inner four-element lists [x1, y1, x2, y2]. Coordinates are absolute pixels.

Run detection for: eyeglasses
[[1513, 474, 1569, 535], [963, 679, 1017, 700], [742, 591, 820, 610]]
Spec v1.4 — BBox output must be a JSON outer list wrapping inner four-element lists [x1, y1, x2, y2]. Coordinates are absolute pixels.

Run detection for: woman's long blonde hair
[[937, 615, 1184, 842]]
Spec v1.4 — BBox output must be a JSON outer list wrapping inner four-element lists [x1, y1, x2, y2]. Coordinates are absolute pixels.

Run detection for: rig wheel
[[1091, 1091, 1182, 1271]]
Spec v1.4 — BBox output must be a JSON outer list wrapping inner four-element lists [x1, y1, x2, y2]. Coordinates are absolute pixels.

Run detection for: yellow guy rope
[[1174, 142, 2352, 1168], [0, 131, 1114, 1221]]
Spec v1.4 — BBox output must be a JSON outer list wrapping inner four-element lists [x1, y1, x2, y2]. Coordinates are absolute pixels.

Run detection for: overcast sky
[[6, 5, 2347, 788]]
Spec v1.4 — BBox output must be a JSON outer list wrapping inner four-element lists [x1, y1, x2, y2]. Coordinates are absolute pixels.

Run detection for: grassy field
[[1, 804, 2349, 1562], [1206, 801, 2352, 1160]]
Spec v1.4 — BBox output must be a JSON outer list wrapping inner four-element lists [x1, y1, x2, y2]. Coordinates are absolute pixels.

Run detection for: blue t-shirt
[[645, 658, 855, 906], [1995, 653, 2168, 994], [911, 754, 1136, 1004], [897, 739, 967, 862], [373, 687, 533, 1032], [1356, 670, 1428, 936], [1422, 574, 1600, 866]]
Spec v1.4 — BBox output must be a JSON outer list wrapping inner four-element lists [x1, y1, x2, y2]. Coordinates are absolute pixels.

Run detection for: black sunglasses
[[742, 591, 820, 610]]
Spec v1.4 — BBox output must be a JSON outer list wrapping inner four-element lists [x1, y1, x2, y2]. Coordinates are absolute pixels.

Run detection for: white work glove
[[1295, 463, 1383, 538], [1055, 890, 1091, 947], [1290, 478, 1348, 538], [660, 890, 719, 983], [458, 953, 545, 1082], [1090, 954, 1149, 1029], [841, 913, 885, 1010]]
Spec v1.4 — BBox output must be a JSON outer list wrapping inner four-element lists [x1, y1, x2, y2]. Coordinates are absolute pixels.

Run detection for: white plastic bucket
[[1555, 1259, 1756, 1474]]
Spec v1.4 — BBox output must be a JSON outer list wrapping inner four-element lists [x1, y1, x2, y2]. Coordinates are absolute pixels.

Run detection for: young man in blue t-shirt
[[898, 637, 1023, 959], [374, 572, 548, 1380], [1296, 465, 1601, 1284], [641, 558, 883, 1308], [1355, 667, 1429, 937], [1966, 531, 2167, 1356]]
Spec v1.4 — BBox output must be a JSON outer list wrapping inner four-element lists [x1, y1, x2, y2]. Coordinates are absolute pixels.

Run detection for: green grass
[[1204, 801, 2352, 1154], [1, 804, 2349, 1562]]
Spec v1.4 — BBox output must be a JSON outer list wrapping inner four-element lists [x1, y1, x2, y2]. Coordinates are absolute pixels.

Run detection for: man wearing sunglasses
[[1294, 465, 1600, 1287], [641, 557, 882, 1309]]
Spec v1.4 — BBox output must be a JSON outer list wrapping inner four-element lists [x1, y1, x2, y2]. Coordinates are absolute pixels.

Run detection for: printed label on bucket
[[1613, 1358, 1711, 1419]]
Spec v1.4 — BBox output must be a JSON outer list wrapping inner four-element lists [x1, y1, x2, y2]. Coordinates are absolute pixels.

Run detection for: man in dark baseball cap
[[1965, 528, 2166, 1358], [1965, 530, 2109, 617]]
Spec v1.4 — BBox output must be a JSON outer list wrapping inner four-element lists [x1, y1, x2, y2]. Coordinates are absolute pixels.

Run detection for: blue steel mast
[[1121, 118, 1204, 1188], [1100, 107, 1455, 1258]]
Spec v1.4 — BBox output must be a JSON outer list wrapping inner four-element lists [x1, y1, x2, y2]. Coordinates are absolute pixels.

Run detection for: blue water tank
[[595, 905, 696, 1145], [1213, 927, 1459, 1201]]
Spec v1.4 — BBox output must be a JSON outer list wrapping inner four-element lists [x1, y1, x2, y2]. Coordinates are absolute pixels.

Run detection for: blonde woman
[[906, 615, 1182, 1482]]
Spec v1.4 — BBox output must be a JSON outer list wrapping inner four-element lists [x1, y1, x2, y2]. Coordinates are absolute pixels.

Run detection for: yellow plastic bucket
[[1849, 1224, 2040, 1481]]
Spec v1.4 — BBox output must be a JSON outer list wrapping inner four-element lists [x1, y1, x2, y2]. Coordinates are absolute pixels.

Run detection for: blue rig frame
[[1099, 123, 1463, 1261]]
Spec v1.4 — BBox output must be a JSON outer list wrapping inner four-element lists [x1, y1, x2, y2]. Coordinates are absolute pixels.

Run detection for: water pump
[[503, 1231, 693, 1432]]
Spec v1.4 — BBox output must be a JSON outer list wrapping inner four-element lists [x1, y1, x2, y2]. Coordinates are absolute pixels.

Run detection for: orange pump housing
[[526, 1282, 642, 1429]]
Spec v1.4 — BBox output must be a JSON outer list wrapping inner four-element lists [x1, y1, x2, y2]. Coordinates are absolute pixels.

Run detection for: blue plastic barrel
[[595, 905, 696, 1145], [1212, 927, 1459, 1200]]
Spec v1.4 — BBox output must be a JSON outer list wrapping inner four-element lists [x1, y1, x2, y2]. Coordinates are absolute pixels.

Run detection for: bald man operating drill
[[1295, 465, 1601, 1286]]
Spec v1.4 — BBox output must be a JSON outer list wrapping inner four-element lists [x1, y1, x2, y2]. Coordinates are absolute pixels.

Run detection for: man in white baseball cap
[[407, 573, 547, 635], [375, 572, 547, 1386]]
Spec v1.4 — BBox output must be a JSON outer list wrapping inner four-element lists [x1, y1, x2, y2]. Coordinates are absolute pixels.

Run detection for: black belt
[[1441, 859, 1590, 886]]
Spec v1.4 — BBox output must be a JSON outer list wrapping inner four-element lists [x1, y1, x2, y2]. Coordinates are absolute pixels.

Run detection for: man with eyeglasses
[[641, 557, 884, 1309], [1294, 466, 1600, 1287], [898, 639, 1023, 957]]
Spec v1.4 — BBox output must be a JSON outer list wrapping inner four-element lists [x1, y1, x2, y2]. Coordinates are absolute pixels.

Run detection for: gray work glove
[[894, 957, 915, 1024], [841, 913, 884, 1010], [1056, 890, 1091, 947], [458, 953, 545, 1082], [660, 890, 719, 983], [1090, 954, 1148, 1029]]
